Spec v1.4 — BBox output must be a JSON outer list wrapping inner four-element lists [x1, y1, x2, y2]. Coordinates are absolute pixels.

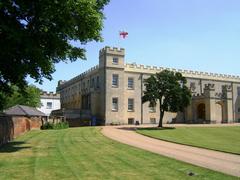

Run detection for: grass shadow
[[0, 141, 31, 153], [137, 127, 176, 131], [116, 127, 137, 131]]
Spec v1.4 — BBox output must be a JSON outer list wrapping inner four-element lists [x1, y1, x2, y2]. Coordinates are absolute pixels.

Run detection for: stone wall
[[0, 116, 42, 146]]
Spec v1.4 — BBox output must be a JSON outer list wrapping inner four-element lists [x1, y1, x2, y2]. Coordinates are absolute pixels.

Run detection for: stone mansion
[[57, 46, 240, 125]]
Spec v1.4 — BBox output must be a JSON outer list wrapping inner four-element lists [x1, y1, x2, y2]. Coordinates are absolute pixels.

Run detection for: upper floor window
[[47, 102, 52, 109], [128, 77, 134, 89], [238, 107, 240, 113], [149, 105, 156, 113], [112, 97, 118, 111], [87, 80, 90, 88], [112, 57, 119, 65], [190, 82, 196, 92], [112, 74, 119, 87], [238, 87, 240, 96], [128, 98, 134, 111], [90, 78, 94, 88], [96, 76, 100, 88]]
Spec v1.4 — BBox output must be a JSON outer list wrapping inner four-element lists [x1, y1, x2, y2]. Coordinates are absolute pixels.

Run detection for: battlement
[[57, 65, 99, 90], [124, 63, 240, 82], [99, 46, 125, 57], [41, 91, 60, 99]]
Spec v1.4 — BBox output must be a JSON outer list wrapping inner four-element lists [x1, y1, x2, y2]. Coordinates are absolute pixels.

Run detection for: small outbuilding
[[0, 105, 47, 146]]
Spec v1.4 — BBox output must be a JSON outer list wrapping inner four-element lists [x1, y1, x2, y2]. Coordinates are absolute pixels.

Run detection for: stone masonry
[[57, 47, 240, 125]]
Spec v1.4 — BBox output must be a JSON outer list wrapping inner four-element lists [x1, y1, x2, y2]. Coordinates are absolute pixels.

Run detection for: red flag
[[119, 31, 128, 39]]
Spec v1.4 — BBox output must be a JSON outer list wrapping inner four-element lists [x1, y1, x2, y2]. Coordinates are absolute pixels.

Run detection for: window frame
[[128, 118, 134, 125], [149, 105, 156, 113], [112, 57, 119, 65], [238, 87, 240, 96], [112, 97, 118, 111], [150, 118, 156, 124], [112, 74, 119, 88], [96, 76, 100, 88], [46, 102, 53, 109], [128, 98, 134, 111], [128, 77, 134, 89]]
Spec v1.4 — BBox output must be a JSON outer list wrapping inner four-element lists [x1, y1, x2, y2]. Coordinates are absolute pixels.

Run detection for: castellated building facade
[[57, 46, 240, 125]]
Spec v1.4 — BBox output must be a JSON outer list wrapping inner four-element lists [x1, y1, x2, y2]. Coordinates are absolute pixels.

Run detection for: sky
[[28, 0, 240, 92]]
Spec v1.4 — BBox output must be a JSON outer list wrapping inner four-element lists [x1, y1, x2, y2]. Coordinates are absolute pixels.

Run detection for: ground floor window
[[128, 118, 134, 125], [150, 118, 156, 124], [112, 97, 118, 111], [128, 98, 134, 111]]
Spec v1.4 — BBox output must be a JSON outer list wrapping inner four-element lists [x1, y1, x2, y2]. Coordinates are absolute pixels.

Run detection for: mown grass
[[0, 127, 237, 179], [137, 126, 240, 155]]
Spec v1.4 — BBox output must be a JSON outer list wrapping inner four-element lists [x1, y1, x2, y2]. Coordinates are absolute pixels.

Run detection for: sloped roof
[[4, 105, 46, 116]]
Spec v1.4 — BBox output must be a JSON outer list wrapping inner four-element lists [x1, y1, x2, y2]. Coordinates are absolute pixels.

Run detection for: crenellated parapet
[[41, 91, 60, 99], [99, 46, 125, 57], [124, 63, 240, 82], [57, 65, 99, 91]]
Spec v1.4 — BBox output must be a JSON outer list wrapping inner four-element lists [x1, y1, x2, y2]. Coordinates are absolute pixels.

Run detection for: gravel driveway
[[102, 125, 240, 177]]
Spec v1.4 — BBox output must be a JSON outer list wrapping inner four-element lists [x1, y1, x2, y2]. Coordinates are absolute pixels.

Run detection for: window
[[87, 80, 90, 88], [128, 77, 134, 89], [96, 76, 100, 88], [150, 118, 156, 124], [128, 98, 134, 111], [47, 102, 52, 109], [238, 87, 240, 96], [238, 107, 240, 113], [128, 118, 134, 125], [112, 74, 119, 87], [190, 82, 196, 92], [112, 57, 119, 64], [149, 105, 156, 113], [90, 78, 94, 88], [112, 98, 118, 111]]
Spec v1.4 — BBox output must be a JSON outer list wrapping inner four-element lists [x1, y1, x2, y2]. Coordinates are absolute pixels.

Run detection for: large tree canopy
[[0, 85, 41, 110], [0, 0, 109, 110], [142, 70, 192, 127]]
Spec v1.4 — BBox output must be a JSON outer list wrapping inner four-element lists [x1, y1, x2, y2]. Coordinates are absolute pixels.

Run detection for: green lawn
[[137, 126, 240, 155], [0, 128, 237, 180]]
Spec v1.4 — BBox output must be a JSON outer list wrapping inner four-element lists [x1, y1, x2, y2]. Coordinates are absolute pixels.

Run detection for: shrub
[[41, 122, 69, 130]]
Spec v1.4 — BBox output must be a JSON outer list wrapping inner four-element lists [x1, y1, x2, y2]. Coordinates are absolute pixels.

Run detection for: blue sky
[[28, 0, 240, 91]]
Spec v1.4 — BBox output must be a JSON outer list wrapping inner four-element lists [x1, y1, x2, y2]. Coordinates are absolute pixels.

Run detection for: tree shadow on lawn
[[137, 127, 176, 131], [0, 141, 31, 153]]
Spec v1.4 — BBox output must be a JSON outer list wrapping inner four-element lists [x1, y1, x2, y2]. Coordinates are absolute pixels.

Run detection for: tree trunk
[[158, 110, 164, 127]]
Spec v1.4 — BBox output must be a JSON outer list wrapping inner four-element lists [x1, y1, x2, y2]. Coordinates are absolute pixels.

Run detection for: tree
[[0, 0, 109, 109], [142, 70, 192, 127], [1, 85, 41, 110]]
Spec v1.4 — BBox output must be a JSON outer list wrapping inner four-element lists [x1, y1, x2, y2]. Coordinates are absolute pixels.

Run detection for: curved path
[[102, 125, 240, 177]]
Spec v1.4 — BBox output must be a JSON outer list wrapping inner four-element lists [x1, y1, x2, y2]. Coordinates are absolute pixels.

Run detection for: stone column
[[222, 85, 233, 123]]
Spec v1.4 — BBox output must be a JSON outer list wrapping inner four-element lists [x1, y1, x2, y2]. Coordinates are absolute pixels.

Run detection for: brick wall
[[0, 116, 42, 146], [0, 116, 14, 146]]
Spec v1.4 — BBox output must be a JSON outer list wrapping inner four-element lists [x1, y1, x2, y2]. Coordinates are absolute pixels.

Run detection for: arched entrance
[[197, 103, 206, 122]]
